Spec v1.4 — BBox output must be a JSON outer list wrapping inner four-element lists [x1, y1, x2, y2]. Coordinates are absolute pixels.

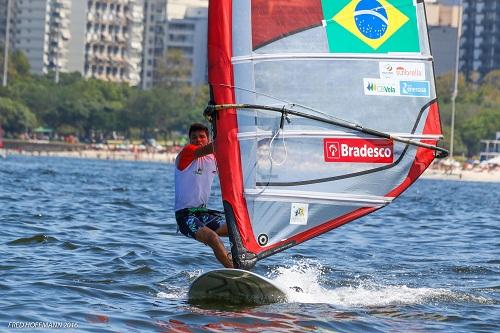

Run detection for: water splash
[[268, 259, 327, 303], [267, 260, 493, 307], [157, 291, 184, 299], [156, 269, 203, 300]]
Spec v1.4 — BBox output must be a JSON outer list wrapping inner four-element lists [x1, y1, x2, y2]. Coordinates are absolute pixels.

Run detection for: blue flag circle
[[354, 0, 388, 40]]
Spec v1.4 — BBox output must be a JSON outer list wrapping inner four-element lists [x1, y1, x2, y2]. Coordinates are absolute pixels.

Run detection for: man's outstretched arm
[[194, 142, 214, 158]]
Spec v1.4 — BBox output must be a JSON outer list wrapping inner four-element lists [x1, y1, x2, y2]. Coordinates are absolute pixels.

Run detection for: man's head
[[188, 123, 209, 146]]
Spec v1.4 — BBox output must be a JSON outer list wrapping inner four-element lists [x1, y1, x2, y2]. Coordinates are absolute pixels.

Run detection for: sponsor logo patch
[[400, 81, 430, 97], [324, 138, 394, 163], [363, 78, 399, 96], [290, 203, 308, 225], [379, 62, 426, 80]]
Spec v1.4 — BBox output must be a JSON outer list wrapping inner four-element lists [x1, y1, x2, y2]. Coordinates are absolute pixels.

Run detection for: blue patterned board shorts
[[175, 207, 225, 239]]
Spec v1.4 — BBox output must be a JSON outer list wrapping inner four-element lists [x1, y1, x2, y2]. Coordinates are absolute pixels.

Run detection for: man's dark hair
[[189, 123, 209, 137]]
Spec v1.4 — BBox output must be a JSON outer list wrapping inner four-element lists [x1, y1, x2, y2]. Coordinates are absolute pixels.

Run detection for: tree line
[[0, 49, 498, 156], [436, 70, 500, 157], [0, 49, 207, 143]]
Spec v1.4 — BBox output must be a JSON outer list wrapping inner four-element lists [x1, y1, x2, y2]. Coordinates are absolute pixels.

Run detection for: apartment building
[[82, 0, 144, 85], [0, 0, 8, 46], [425, 0, 461, 76], [0, 0, 71, 75], [0, 0, 211, 88], [0, 0, 145, 86], [165, 6, 207, 86], [460, 0, 500, 82], [141, 0, 168, 89]]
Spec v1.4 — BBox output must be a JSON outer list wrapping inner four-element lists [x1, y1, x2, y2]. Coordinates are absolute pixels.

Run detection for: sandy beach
[[2, 148, 177, 163], [421, 168, 500, 183]]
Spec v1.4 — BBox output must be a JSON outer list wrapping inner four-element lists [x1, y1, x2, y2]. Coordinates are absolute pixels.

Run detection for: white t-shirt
[[174, 144, 217, 212]]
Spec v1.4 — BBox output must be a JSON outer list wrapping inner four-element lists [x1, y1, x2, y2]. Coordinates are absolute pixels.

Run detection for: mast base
[[223, 201, 257, 270]]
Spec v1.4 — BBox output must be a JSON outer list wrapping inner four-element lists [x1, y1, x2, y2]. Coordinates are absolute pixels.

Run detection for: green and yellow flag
[[321, 0, 420, 53]]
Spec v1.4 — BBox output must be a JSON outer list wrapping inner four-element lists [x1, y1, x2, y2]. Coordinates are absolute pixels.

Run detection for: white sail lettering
[[342, 144, 349, 156], [340, 144, 392, 158]]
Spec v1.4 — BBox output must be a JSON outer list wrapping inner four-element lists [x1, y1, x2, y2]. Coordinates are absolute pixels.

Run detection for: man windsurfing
[[174, 123, 233, 268]]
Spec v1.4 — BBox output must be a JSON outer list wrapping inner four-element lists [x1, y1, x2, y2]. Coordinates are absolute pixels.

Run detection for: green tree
[[11, 50, 30, 77], [0, 47, 31, 83], [0, 97, 37, 133], [155, 49, 193, 88], [460, 108, 500, 156], [479, 70, 500, 108]]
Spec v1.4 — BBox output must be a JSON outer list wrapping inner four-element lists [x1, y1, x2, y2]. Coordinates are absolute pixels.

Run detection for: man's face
[[190, 130, 209, 146]]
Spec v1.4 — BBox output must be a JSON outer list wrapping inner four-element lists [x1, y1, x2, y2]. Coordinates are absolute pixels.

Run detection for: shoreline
[[2, 148, 177, 163], [421, 168, 500, 183], [2, 149, 499, 183]]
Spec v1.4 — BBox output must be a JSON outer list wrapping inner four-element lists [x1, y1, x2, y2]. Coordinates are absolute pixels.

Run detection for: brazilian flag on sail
[[322, 0, 420, 53]]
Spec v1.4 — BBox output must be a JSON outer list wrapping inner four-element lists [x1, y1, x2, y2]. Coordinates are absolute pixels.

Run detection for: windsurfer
[[174, 123, 233, 268]]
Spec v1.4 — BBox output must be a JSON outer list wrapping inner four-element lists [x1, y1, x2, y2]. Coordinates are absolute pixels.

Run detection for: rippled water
[[0, 155, 498, 332]]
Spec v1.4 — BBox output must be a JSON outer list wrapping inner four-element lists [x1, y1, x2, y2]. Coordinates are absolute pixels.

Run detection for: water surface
[[0, 156, 498, 332]]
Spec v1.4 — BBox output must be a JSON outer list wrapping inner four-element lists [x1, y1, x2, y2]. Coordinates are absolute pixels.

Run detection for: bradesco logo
[[324, 138, 394, 163]]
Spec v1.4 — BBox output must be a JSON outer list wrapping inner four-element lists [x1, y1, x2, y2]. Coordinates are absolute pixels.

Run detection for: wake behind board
[[188, 269, 287, 305]]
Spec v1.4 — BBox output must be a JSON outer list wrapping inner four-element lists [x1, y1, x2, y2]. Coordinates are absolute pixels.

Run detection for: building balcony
[[130, 42, 142, 50], [60, 30, 71, 40], [101, 32, 113, 42]]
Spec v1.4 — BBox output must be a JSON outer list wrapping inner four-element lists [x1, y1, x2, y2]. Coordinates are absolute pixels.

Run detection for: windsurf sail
[[207, 0, 447, 270]]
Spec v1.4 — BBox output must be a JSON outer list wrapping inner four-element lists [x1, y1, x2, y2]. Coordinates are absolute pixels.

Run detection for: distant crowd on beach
[[424, 157, 500, 182], [1, 135, 184, 163], [430, 158, 500, 174], [6, 145, 180, 163]]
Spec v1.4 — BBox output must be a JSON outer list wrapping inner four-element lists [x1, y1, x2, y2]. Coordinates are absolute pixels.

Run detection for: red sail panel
[[208, 0, 260, 256], [252, 0, 324, 49], [387, 101, 442, 198]]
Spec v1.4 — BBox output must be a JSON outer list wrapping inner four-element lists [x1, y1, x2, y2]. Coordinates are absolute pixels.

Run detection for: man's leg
[[195, 227, 233, 268], [215, 222, 229, 237]]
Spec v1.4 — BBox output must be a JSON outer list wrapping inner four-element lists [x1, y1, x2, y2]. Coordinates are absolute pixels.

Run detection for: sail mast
[[450, 0, 463, 159], [2, 0, 11, 87]]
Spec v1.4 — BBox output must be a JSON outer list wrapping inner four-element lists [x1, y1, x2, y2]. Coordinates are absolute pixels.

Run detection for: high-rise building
[[460, 0, 500, 81], [165, 6, 207, 86], [0, 0, 145, 86], [0, 0, 9, 47], [425, 0, 461, 76], [0, 0, 213, 88], [0, 0, 71, 75], [81, 0, 144, 85], [141, 0, 168, 89]]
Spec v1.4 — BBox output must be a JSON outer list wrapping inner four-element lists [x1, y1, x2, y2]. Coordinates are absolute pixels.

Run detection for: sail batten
[[208, 0, 445, 270], [232, 53, 433, 63], [237, 130, 442, 140], [245, 189, 392, 206]]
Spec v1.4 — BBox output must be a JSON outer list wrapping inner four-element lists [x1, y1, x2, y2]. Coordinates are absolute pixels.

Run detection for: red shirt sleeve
[[176, 144, 197, 171]]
